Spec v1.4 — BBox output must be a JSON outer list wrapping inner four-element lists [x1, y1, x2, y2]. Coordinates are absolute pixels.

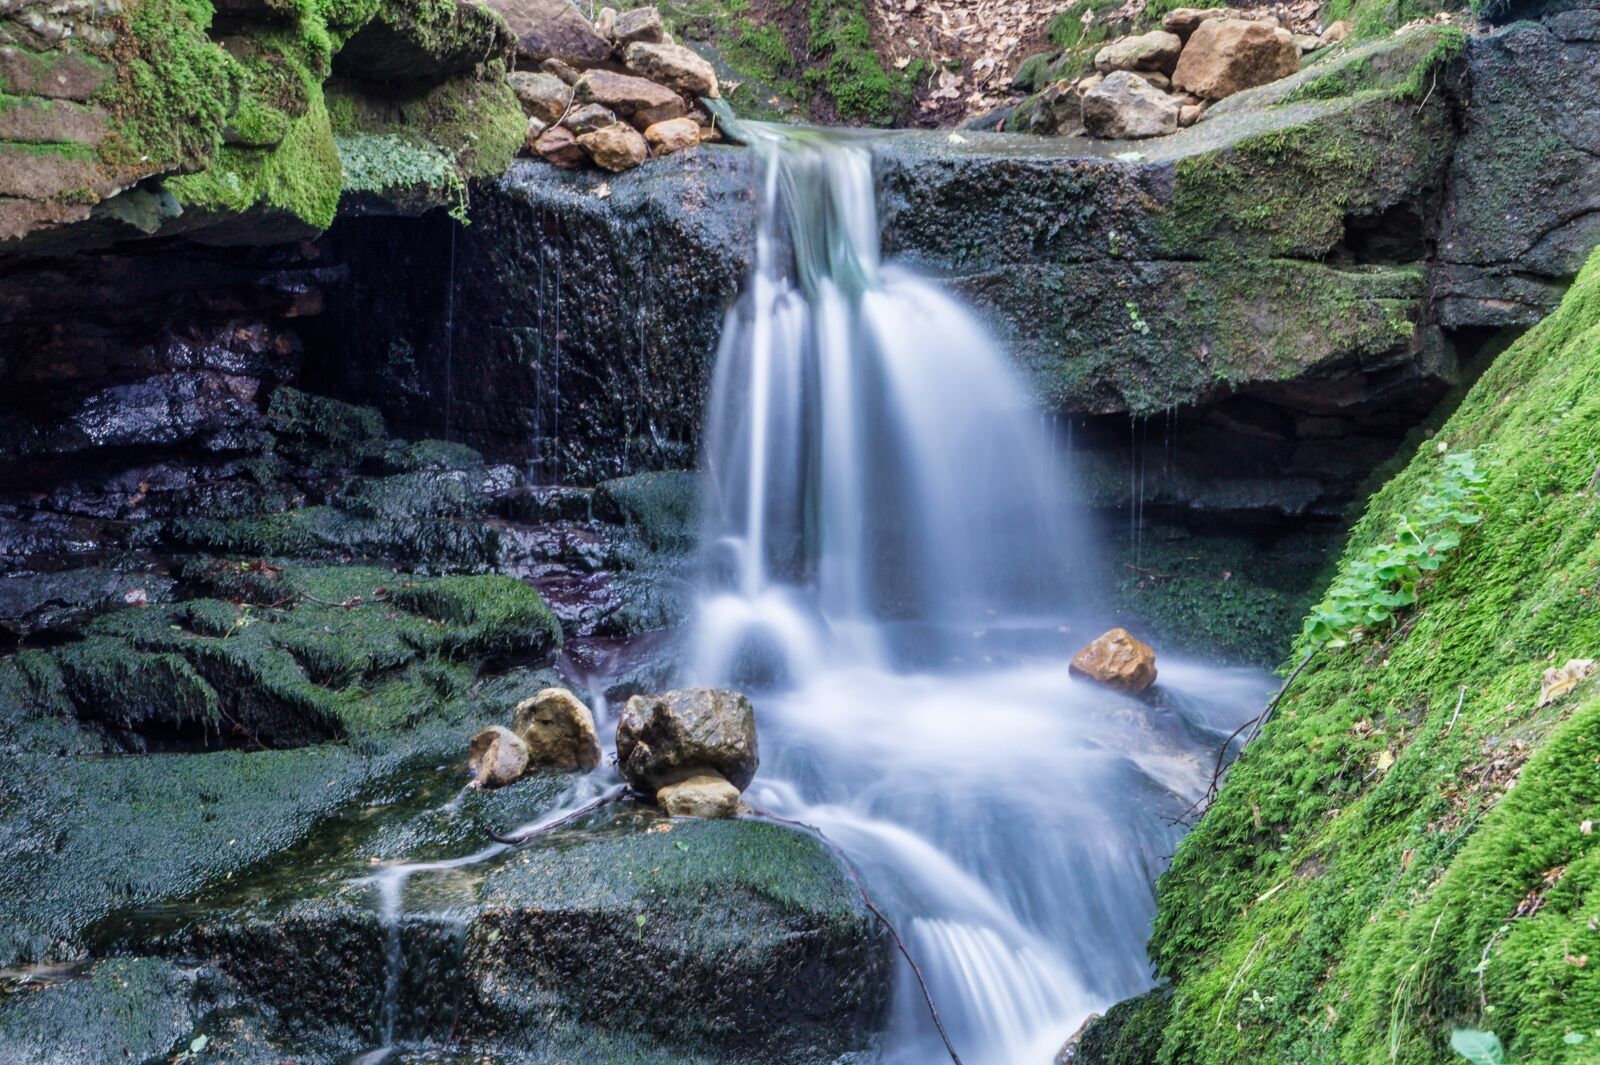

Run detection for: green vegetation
[[1137, 246, 1600, 1063]]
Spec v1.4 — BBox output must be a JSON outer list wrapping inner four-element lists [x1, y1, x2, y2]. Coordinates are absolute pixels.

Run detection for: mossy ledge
[[3, 0, 523, 248], [1112, 245, 1600, 1062]]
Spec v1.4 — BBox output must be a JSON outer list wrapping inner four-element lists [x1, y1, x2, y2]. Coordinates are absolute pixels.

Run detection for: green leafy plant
[[1301, 447, 1489, 650], [1450, 1028, 1509, 1065]]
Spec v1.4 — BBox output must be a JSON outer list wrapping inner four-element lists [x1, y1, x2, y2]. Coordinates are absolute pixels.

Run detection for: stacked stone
[[488, 0, 719, 173], [1026, 8, 1351, 140], [0, 0, 116, 242]]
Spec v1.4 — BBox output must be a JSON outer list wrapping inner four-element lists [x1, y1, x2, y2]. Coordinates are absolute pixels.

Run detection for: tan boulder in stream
[[1069, 628, 1158, 694], [513, 687, 603, 770], [467, 726, 530, 788], [657, 772, 742, 818]]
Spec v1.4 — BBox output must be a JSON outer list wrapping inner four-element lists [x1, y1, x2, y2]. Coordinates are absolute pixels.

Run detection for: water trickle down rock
[[1069, 628, 1158, 694]]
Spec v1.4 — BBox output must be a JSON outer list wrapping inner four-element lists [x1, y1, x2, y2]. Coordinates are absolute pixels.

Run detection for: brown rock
[[1094, 30, 1184, 75], [594, 6, 617, 39], [0, 143, 100, 200], [1082, 70, 1180, 139], [1069, 627, 1157, 693], [482, 0, 611, 65], [576, 68, 687, 128], [1179, 102, 1206, 126], [1293, 33, 1322, 53], [0, 45, 109, 101], [577, 121, 649, 171], [0, 195, 91, 244], [644, 116, 700, 154], [1132, 70, 1171, 91], [1074, 71, 1104, 96], [1162, 6, 1280, 38], [534, 124, 586, 168], [540, 56, 582, 85], [617, 687, 759, 793], [1171, 18, 1301, 101], [513, 687, 603, 769], [614, 5, 665, 45], [524, 114, 547, 150], [467, 726, 530, 788], [0, 97, 107, 146], [562, 101, 618, 133], [657, 772, 741, 818], [507, 70, 573, 125], [1318, 20, 1351, 47], [622, 40, 718, 98]]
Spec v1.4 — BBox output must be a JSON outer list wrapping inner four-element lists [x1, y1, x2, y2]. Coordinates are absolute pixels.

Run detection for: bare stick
[[1444, 685, 1467, 735], [746, 806, 966, 1065], [1166, 648, 1316, 825], [486, 786, 628, 845]]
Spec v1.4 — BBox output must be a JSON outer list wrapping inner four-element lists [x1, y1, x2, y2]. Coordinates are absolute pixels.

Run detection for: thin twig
[[486, 786, 628, 845], [746, 806, 966, 1065], [1166, 649, 1316, 826], [1123, 562, 1176, 579], [1444, 685, 1467, 735]]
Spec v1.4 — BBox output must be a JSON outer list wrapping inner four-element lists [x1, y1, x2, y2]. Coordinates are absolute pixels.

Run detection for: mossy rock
[[594, 470, 700, 554], [1144, 246, 1600, 1062]]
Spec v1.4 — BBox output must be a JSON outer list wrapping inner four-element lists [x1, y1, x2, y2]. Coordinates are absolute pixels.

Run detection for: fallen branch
[[745, 805, 966, 1065], [486, 786, 628, 845], [1444, 685, 1467, 735], [1166, 648, 1317, 826], [1123, 562, 1177, 580]]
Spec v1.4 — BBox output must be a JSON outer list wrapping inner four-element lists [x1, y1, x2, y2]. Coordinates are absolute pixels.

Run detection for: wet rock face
[[1435, 14, 1600, 328], [617, 687, 759, 793]]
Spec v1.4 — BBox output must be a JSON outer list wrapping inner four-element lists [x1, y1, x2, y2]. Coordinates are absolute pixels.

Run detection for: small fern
[[1300, 447, 1489, 650]]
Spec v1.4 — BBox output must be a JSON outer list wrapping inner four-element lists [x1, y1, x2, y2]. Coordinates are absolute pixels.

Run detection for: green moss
[[1142, 247, 1600, 1063], [98, 0, 241, 172], [804, 0, 914, 124], [595, 470, 700, 554]]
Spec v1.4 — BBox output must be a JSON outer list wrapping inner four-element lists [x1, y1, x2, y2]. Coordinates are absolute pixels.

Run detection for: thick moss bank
[[1126, 246, 1600, 1062]]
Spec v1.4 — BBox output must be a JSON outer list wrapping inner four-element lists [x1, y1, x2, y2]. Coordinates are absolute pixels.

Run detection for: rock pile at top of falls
[[1018, 7, 1350, 139], [490, 0, 722, 173]]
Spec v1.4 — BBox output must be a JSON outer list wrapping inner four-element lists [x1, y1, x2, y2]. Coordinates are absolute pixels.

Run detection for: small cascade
[[687, 126, 1273, 1063]]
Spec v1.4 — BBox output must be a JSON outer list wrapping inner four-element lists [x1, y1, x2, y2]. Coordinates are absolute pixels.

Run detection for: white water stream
[[684, 127, 1274, 1064], [354, 128, 1273, 1064]]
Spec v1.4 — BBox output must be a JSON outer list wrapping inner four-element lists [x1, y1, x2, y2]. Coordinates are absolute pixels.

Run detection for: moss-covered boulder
[[1130, 244, 1600, 1062], [0, 0, 524, 249]]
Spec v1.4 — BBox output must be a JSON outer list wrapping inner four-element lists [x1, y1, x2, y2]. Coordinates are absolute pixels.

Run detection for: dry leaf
[[1540, 658, 1597, 707]]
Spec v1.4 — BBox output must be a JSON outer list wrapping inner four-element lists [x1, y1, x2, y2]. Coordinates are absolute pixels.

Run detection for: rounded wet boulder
[[512, 687, 602, 770], [1069, 627, 1158, 694], [617, 687, 758, 793], [467, 726, 530, 788]]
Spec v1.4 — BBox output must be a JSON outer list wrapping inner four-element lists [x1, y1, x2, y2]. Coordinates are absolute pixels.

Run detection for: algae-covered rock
[[0, 957, 214, 1065], [468, 812, 889, 1060]]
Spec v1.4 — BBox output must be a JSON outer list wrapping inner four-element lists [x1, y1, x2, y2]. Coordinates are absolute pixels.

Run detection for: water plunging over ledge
[[687, 125, 1275, 1063]]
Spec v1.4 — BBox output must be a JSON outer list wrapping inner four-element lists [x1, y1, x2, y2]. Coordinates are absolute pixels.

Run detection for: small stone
[[617, 687, 759, 794], [1171, 18, 1301, 101], [507, 70, 572, 125], [657, 772, 741, 818], [1132, 70, 1171, 91], [1094, 30, 1184, 75], [623, 40, 718, 98], [1294, 33, 1322, 53], [483, 0, 613, 65], [513, 687, 603, 770], [1081, 70, 1180, 139], [1069, 627, 1158, 693], [1318, 20, 1351, 47], [1074, 71, 1104, 96], [1179, 102, 1206, 126], [576, 68, 687, 128], [577, 121, 649, 171], [524, 114, 548, 149], [1161, 6, 1232, 39], [614, 6, 665, 45], [594, 6, 616, 39], [1022, 80, 1082, 136], [467, 726, 530, 789], [540, 56, 582, 85], [534, 124, 587, 168], [644, 116, 700, 154], [562, 101, 618, 133]]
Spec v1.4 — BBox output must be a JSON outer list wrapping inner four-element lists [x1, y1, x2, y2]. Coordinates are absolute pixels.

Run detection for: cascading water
[[688, 127, 1274, 1063]]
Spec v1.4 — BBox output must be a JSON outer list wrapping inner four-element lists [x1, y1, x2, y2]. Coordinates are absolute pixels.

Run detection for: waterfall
[[688, 127, 1274, 1063]]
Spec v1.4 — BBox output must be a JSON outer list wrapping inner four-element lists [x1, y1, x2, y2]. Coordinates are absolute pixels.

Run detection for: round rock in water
[[467, 725, 530, 789], [657, 772, 741, 818], [1068, 627, 1158, 694], [512, 687, 603, 770], [616, 687, 759, 792]]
